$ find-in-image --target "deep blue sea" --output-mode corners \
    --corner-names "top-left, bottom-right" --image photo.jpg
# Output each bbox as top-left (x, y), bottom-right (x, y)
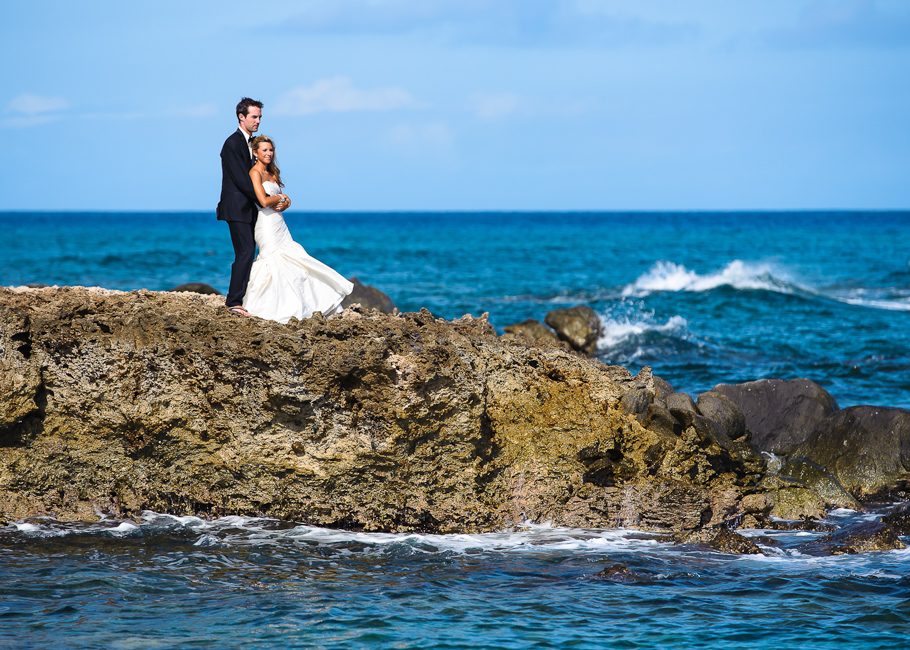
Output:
top-left (1, 210), bottom-right (909, 648)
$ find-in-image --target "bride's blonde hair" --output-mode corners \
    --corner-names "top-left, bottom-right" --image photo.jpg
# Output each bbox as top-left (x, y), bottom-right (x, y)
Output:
top-left (250, 135), bottom-right (284, 187)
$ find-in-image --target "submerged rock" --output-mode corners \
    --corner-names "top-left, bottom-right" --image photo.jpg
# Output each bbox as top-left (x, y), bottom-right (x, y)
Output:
top-left (674, 527), bottom-right (762, 555)
top-left (792, 406), bottom-right (910, 500)
top-left (710, 378), bottom-right (838, 455)
top-left (593, 563), bottom-right (650, 582)
top-left (0, 287), bottom-right (773, 533)
top-left (544, 305), bottom-right (602, 355)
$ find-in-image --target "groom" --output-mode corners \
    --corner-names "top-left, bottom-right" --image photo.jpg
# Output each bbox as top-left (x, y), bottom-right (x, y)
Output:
top-left (217, 97), bottom-right (289, 316)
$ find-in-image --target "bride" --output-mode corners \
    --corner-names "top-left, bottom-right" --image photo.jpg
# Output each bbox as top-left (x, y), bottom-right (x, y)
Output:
top-left (240, 135), bottom-right (353, 323)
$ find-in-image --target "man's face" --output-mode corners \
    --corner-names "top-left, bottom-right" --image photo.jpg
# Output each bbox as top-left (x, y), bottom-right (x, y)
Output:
top-left (239, 106), bottom-right (261, 134)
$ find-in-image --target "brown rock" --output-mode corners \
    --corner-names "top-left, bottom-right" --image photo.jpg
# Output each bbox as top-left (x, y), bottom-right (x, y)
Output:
top-left (0, 286), bottom-right (774, 533)
top-left (543, 305), bottom-right (602, 354)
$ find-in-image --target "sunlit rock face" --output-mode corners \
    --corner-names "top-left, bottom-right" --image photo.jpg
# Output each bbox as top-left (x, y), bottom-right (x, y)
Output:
top-left (2, 286), bottom-right (791, 532)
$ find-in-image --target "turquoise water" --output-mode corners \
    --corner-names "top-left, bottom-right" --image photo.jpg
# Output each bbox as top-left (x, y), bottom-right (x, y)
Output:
top-left (1, 211), bottom-right (909, 648)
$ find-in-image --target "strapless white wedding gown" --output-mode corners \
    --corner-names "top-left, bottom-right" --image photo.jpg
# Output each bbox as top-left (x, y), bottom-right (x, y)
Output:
top-left (243, 181), bottom-right (353, 324)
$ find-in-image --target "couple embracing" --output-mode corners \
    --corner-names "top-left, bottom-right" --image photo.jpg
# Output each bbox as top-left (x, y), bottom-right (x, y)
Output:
top-left (217, 97), bottom-right (352, 323)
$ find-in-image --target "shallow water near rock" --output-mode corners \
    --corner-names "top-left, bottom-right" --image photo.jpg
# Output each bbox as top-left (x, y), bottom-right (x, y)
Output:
top-left (1, 508), bottom-right (908, 649)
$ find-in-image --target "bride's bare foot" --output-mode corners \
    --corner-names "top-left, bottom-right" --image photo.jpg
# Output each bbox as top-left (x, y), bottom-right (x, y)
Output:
top-left (228, 305), bottom-right (252, 317)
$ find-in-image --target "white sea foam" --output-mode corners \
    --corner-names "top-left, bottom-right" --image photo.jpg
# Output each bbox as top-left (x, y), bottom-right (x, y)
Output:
top-left (596, 313), bottom-right (688, 349)
top-left (622, 260), bottom-right (807, 298)
top-left (3, 512), bottom-right (661, 554)
top-left (836, 295), bottom-right (910, 312)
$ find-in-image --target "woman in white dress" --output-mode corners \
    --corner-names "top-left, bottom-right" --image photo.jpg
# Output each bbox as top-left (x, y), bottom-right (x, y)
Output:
top-left (241, 136), bottom-right (353, 323)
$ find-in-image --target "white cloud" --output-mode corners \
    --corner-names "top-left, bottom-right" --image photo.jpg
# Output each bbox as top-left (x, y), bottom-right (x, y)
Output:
top-left (385, 122), bottom-right (455, 154)
top-left (472, 92), bottom-right (521, 120)
top-left (274, 78), bottom-right (419, 116)
top-left (3, 93), bottom-right (68, 128)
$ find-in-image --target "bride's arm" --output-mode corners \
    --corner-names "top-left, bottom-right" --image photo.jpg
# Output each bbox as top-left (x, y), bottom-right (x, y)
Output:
top-left (249, 169), bottom-right (287, 209)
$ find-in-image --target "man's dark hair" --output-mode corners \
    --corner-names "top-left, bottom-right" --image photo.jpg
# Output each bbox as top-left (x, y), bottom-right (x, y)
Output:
top-left (236, 97), bottom-right (263, 120)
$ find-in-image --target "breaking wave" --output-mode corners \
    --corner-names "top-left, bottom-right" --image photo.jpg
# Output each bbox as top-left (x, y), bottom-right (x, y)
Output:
top-left (622, 260), bottom-right (809, 298)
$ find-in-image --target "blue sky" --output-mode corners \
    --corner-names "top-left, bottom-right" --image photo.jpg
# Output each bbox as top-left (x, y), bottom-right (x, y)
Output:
top-left (2, 0), bottom-right (909, 211)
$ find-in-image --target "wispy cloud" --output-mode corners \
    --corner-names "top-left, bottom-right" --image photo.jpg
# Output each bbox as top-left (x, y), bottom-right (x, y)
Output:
top-left (274, 78), bottom-right (420, 116)
top-left (278, 0), bottom-right (697, 49)
top-left (3, 93), bottom-right (69, 128)
top-left (472, 92), bottom-right (521, 120)
top-left (763, 0), bottom-right (910, 49)
top-left (384, 122), bottom-right (455, 155)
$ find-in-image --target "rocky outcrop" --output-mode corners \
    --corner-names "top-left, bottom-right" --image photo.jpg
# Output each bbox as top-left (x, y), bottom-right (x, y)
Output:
top-left (544, 305), bottom-right (603, 355)
top-left (710, 378), bottom-right (839, 454)
top-left (341, 277), bottom-right (396, 314)
top-left (0, 286), bottom-right (784, 532)
top-left (790, 406), bottom-right (910, 500)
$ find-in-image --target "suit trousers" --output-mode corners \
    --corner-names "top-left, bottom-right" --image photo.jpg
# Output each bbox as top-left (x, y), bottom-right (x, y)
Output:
top-left (226, 219), bottom-right (257, 307)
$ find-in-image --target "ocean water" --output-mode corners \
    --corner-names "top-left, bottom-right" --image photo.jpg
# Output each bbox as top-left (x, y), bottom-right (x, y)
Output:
top-left (1, 210), bottom-right (909, 648)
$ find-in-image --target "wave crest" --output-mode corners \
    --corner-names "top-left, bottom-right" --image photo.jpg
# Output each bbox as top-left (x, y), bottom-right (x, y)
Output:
top-left (622, 260), bottom-right (803, 298)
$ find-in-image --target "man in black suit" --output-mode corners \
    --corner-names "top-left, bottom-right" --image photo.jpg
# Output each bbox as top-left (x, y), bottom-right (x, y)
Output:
top-left (217, 97), bottom-right (289, 315)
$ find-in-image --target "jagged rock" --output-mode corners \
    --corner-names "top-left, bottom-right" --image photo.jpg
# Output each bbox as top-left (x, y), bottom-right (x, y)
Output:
top-left (731, 441), bottom-right (766, 474)
top-left (696, 391), bottom-right (747, 442)
top-left (642, 404), bottom-right (680, 438)
top-left (543, 305), bottom-right (602, 354)
top-left (792, 406), bottom-right (910, 501)
top-left (341, 277), bottom-right (396, 314)
top-left (0, 287), bottom-right (771, 533)
top-left (619, 388), bottom-right (652, 419)
top-left (711, 378), bottom-right (839, 454)
top-left (779, 458), bottom-right (862, 511)
top-left (169, 283), bottom-right (222, 296)
top-left (671, 409), bottom-right (734, 453)
top-left (501, 320), bottom-right (571, 352)
top-left (881, 503), bottom-right (910, 536)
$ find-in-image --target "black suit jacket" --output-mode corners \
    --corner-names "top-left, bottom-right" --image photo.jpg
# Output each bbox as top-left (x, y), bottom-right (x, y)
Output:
top-left (216, 129), bottom-right (259, 223)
